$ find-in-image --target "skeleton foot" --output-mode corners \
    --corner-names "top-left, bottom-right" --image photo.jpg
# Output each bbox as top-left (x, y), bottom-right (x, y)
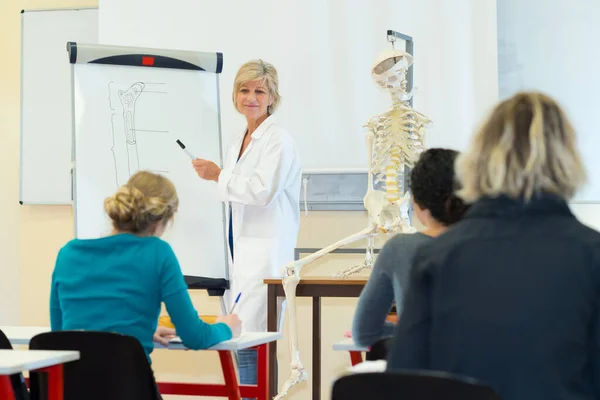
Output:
top-left (274, 362), bottom-right (308, 400)
top-left (333, 261), bottom-right (374, 279)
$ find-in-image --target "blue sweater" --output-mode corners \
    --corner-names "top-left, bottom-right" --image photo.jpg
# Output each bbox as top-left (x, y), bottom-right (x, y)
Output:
top-left (50, 233), bottom-right (232, 361)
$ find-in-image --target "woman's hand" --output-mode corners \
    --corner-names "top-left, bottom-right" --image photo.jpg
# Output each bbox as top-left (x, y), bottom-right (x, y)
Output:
top-left (216, 314), bottom-right (242, 338)
top-left (153, 326), bottom-right (176, 346)
top-left (192, 158), bottom-right (221, 182)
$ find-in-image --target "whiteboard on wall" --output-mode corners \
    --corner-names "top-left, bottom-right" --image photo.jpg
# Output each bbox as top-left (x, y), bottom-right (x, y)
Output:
top-left (20, 8), bottom-right (98, 204)
top-left (70, 42), bottom-right (228, 280)
top-left (497, 0), bottom-right (600, 202)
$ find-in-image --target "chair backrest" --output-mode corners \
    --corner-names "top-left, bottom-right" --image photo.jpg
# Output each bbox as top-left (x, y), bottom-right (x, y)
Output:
top-left (365, 336), bottom-right (393, 361)
top-left (0, 329), bottom-right (29, 400)
top-left (29, 331), bottom-right (158, 400)
top-left (332, 370), bottom-right (502, 400)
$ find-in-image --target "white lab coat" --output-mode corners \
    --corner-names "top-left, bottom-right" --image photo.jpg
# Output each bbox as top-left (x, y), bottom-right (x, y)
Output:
top-left (218, 115), bottom-right (302, 333)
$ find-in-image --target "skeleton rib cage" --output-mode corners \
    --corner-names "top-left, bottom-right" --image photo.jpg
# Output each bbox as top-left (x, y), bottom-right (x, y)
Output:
top-left (369, 104), bottom-right (429, 198)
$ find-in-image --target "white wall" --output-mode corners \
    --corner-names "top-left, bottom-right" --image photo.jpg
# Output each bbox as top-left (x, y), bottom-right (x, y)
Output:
top-left (497, 0), bottom-right (600, 202)
top-left (99, 0), bottom-right (498, 170)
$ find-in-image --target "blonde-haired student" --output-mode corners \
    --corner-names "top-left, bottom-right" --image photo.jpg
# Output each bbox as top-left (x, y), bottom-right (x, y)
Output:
top-left (387, 92), bottom-right (598, 400)
top-left (50, 171), bottom-right (240, 384)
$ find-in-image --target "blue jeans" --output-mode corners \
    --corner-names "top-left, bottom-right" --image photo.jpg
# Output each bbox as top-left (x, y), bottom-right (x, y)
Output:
top-left (237, 348), bottom-right (257, 400)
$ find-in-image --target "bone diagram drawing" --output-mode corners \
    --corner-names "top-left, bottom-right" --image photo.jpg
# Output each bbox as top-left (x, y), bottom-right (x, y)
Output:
top-left (108, 81), bottom-right (169, 187)
top-left (118, 82), bottom-right (145, 178)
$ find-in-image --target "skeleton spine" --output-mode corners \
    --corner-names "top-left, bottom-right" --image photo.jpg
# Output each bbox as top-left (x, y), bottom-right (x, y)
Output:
top-left (385, 146), bottom-right (402, 202)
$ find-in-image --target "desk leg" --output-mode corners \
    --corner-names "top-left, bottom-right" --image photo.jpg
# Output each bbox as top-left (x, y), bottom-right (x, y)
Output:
top-left (349, 351), bottom-right (363, 366)
top-left (257, 344), bottom-right (268, 400)
top-left (267, 284), bottom-right (277, 398)
top-left (36, 365), bottom-right (64, 400)
top-left (0, 376), bottom-right (16, 400)
top-left (219, 351), bottom-right (242, 400)
top-left (312, 296), bottom-right (321, 400)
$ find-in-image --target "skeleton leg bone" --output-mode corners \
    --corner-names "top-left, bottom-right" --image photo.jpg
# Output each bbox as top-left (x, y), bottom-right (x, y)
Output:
top-left (274, 273), bottom-right (306, 400)
top-left (275, 226), bottom-right (379, 399)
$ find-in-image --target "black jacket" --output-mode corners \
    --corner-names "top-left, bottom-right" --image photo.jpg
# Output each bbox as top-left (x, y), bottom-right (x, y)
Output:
top-left (387, 194), bottom-right (600, 400)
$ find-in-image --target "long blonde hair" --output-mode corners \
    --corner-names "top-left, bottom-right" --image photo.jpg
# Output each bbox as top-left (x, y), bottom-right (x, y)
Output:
top-left (104, 171), bottom-right (179, 234)
top-left (456, 91), bottom-right (585, 203)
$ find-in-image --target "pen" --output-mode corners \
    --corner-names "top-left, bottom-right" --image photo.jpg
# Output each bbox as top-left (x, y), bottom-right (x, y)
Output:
top-left (229, 292), bottom-right (242, 314)
top-left (176, 139), bottom-right (196, 160)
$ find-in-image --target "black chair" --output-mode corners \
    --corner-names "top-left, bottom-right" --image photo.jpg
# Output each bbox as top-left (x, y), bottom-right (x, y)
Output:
top-left (365, 336), bottom-right (393, 362)
top-left (332, 370), bottom-right (502, 400)
top-left (29, 331), bottom-right (160, 400)
top-left (0, 329), bottom-right (29, 400)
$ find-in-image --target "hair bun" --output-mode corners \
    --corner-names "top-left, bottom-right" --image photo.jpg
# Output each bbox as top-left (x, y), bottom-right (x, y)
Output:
top-left (104, 186), bottom-right (148, 230)
top-left (104, 171), bottom-right (179, 234)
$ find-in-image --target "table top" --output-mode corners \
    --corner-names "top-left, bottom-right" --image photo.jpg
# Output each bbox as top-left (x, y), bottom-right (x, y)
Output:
top-left (0, 349), bottom-right (80, 375)
top-left (1, 326), bottom-right (281, 351)
top-left (332, 338), bottom-right (369, 352)
top-left (264, 276), bottom-right (368, 285)
top-left (157, 331), bottom-right (282, 350)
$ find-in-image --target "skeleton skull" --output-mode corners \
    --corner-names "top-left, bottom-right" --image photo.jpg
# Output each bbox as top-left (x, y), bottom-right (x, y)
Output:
top-left (372, 50), bottom-right (413, 102)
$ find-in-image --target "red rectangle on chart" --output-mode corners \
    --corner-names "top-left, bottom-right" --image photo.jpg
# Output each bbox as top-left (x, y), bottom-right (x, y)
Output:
top-left (142, 56), bottom-right (155, 66)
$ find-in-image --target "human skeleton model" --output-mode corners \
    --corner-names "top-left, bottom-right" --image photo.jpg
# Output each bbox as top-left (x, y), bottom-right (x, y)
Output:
top-left (275, 50), bottom-right (432, 399)
top-left (118, 82), bottom-right (145, 178)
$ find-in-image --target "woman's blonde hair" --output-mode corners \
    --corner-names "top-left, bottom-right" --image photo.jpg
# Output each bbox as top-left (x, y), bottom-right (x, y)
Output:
top-left (232, 59), bottom-right (281, 115)
top-left (456, 91), bottom-right (586, 203)
top-left (104, 171), bottom-right (179, 234)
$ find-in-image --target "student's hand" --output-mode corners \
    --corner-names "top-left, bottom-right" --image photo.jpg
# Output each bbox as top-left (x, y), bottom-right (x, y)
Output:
top-left (153, 326), bottom-right (176, 346)
top-left (217, 314), bottom-right (242, 338)
top-left (192, 158), bottom-right (221, 182)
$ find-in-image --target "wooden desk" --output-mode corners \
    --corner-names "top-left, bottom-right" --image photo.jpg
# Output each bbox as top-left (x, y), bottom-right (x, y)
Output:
top-left (1, 326), bottom-right (280, 400)
top-left (0, 349), bottom-right (79, 400)
top-left (265, 276), bottom-right (367, 400)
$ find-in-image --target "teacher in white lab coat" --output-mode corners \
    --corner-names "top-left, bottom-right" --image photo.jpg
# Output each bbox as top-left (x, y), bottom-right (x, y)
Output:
top-left (192, 59), bottom-right (302, 392)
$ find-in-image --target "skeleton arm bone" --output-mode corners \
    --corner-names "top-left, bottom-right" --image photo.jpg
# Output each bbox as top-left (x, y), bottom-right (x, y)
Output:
top-left (365, 130), bottom-right (375, 193)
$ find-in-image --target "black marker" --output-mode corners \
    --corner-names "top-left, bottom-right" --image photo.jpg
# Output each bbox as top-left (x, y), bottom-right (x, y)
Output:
top-left (176, 139), bottom-right (196, 160)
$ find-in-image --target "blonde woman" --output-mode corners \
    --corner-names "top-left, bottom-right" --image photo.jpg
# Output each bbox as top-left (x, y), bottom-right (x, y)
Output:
top-left (192, 60), bottom-right (302, 391)
top-left (386, 92), bottom-right (598, 400)
top-left (50, 171), bottom-right (241, 398)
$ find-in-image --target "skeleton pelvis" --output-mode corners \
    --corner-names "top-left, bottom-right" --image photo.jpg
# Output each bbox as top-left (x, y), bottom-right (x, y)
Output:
top-left (364, 191), bottom-right (401, 229)
top-left (364, 190), bottom-right (386, 222)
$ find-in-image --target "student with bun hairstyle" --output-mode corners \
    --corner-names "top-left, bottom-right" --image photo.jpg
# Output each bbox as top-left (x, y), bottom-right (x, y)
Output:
top-left (50, 171), bottom-right (241, 364)
top-left (352, 148), bottom-right (469, 347)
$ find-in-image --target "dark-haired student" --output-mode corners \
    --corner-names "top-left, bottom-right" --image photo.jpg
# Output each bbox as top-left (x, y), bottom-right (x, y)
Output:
top-left (351, 148), bottom-right (469, 347)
